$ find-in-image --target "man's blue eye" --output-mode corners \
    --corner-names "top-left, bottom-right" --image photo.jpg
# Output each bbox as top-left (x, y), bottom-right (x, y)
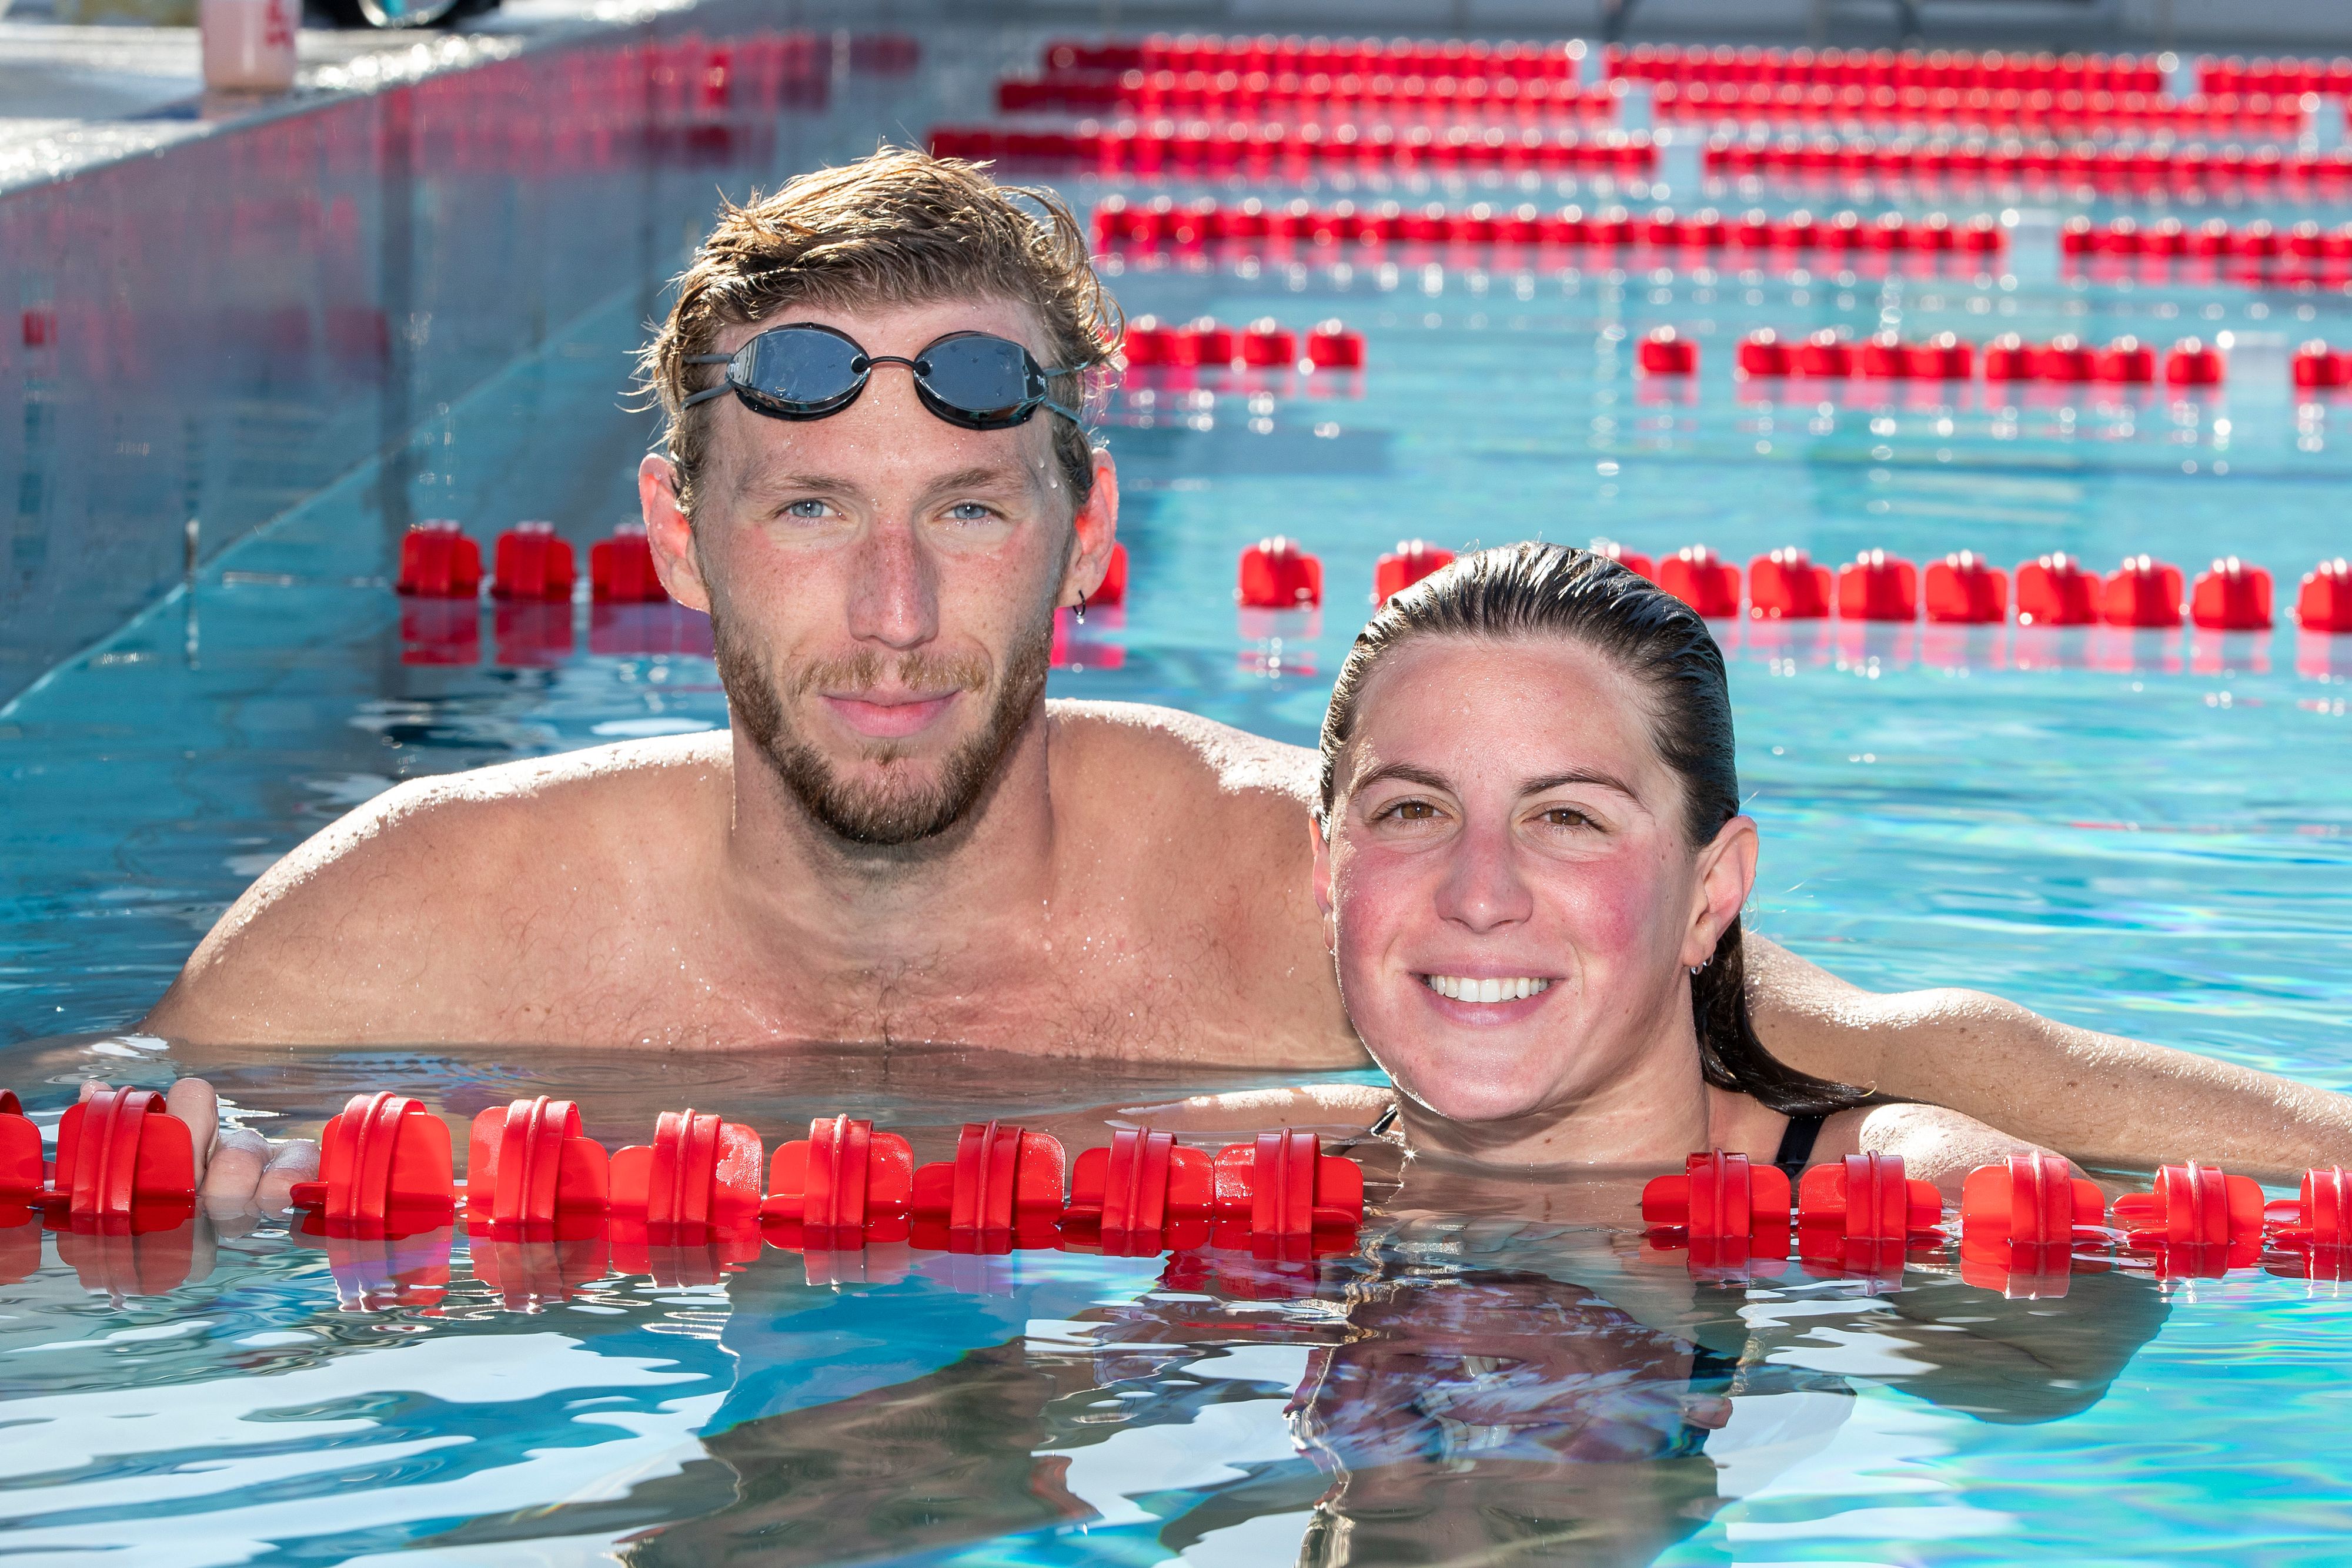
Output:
top-left (784, 499), bottom-right (828, 519)
top-left (948, 503), bottom-right (994, 521)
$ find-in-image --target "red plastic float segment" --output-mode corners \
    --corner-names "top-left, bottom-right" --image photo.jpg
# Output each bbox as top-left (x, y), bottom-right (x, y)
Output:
top-left (1305, 320), bottom-right (1365, 369)
top-left (1595, 541), bottom-right (1657, 581)
top-left (1736, 328), bottom-right (1792, 377)
top-left (1067, 1128), bottom-right (1215, 1233)
top-left (465, 1096), bottom-right (608, 1228)
top-left (1639, 1150), bottom-right (1792, 1236)
top-left (490, 522), bottom-right (576, 603)
top-left (1982, 333), bottom-right (2036, 382)
top-left (1959, 1154), bottom-right (2104, 1243)
top-left (2095, 336), bottom-right (2156, 384)
top-left (1859, 332), bottom-right (1912, 379)
top-left (2300, 558), bottom-right (2352, 633)
top-left (1798, 1153), bottom-right (1943, 1240)
top-left (2036, 336), bottom-right (2095, 382)
top-left (2190, 557), bottom-right (2273, 631)
top-left (1796, 329), bottom-right (1855, 378)
top-left (910, 1120), bottom-right (1068, 1233)
top-left (0, 1091), bottom-right (39, 1198)
top-left (1237, 536), bottom-right (1323, 607)
top-left (1089, 540), bottom-right (1128, 609)
top-left (2015, 553), bottom-right (2101, 626)
top-left (1240, 317), bottom-right (1297, 367)
top-left (2268, 1166), bottom-right (2352, 1246)
top-left (289, 1092), bottom-right (455, 1224)
top-left (1374, 540), bottom-right (1455, 605)
top-left (765, 1115), bottom-right (916, 1232)
top-left (590, 525), bottom-right (667, 604)
top-left (1925, 552), bottom-right (2009, 624)
top-left (1636, 326), bottom-right (1696, 375)
top-left (1122, 314), bottom-right (1175, 366)
top-left (609, 1109), bottom-right (764, 1231)
top-left (2112, 1162), bottom-right (2264, 1246)
top-left (1747, 548), bottom-right (1831, 620)
top-left (1658, 546), bottom-right (1742, 617)
top-left (396, 520), bottom-right (483, 599)
top-left (1837, 550), bottom-right (1919, 621)
top-left (47, 1088), bottom-right (197, 1220)
top-left (2164, 337), bottom-right (2224, 386)
top-left (2293, 341), bottom-right (2351, 389)
top-left (1212, 1131), bottom-right (1364, 1236)
top-left (2100, 554), bottom-right (2185, 628)
top-left (1909, 333), bottom-right (1973, 380)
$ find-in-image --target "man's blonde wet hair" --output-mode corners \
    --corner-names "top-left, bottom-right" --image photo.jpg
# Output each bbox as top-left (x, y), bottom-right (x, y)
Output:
top-left (640, 147), bottom-right (1121, 517)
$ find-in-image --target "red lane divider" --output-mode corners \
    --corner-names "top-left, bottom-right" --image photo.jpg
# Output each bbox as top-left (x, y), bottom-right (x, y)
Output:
top-left (590, 524), bottom-right (667, 604)
top-left (467, 1096), bottom-right (610, 1230)
top-left (766, 1115), bottom-right (916, 1248)
top-left (1749, 547), bottom-right (1832, 620)
top-left (2200, 55), bottom-right (2352, 98)
top-left (609, 1109), bottom-right (764, 1232)
top-left (1737, 330), bottom-right (2218, 386)
top-left (1659, 546), bottom-right (1743, 618)
top-left (2113, 1162), bottom-right (2266, 1275)
top-left (931, 122), bottom-right (1656, 176)
top-left (1653, 82), bottom-right (2305, 139)
top-left (1041, 35), bottom-right (1583, 79)
top-left (2295, 342), bottom-right (2352, 387)
top-left (2103, 554), bottom-right (2186, 628)
top-left (2193, 558), bottom-right (2273, 631)
top-left (2303, 559), bottom-right (2352, 632)
top-left (2017, 554), bottom-right (2103, 627)
top-left (1960, 1154), bottom-right (2106, 1245)
top-left (2267, 1166), bottom-right (2352, 1248)
top-left (1091, 540), bottom-right (1129, 609)
top-left (38, 1088), bottom-right (196, 1223)
top-left (1612, 41), bottom-right (2164, 95)
top-left (396, 519), bottom-right (484, 599)
top-left (0, 1091), bottom-right (39, 1199)
top-left (1799, 1152), bottom-right (1945, 1242)
top-left (1214, 1129), bottom-right (1365, 1238)
top-left (492, 522), bottom-right (576, 603)
top-left (1120, 313), bottom-right (1359, 372)
top-left (1637, 325), bottom-right (1696, 375)
top-left (1093, 195), bottom-right (2000, 256)
top-left (2067, 215), bottom-right (2352, 263)
top-left (1238, 536), bottom-right (1324, 608)
top-left (1374, 540), bottom-right (1454, 604)
top-left (1641, 1149), bottom-right (1793, 1237)
top-left (1002, 69), bottom-right (1620, 119)
top-left (1927, 552), bottom-right (2009, 623)
top-left (288, 1092), bottom-right (456, 1230)
top-left (1709, 136), bottom-right (2352, 190)
top-left (1838, 549), bottom-right (1919, 621)
top-left (911, 1120), bottom-right (1067, 1246)
top-left (1065, 1127), bottom-right (1214, 1245)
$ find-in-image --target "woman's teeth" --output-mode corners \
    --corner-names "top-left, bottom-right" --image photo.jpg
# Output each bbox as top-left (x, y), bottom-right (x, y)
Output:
top-left (1424, 975), bottom-right (1551, 1004)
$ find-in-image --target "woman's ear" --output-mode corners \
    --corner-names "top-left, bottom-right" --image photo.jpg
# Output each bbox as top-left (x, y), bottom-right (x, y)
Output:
top-left (1310, 811), bottom-right (1337, 951)
top-left (1683, 815), bottom-right (1759, 970)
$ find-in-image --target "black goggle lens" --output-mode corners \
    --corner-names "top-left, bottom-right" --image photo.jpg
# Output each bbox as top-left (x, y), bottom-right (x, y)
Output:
top-left (732, 327), bottom-right (867, 416)
top-left (913, 334), bottom-right (1039, 429)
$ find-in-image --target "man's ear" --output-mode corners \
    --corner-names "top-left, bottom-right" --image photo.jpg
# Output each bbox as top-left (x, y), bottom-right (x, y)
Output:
top-left (1060, 448), bottom-right (1120, 609)
top-left (639, 452), bottom-right (713, 613)
top-left (1684, 815), bottom-right (1759, 971)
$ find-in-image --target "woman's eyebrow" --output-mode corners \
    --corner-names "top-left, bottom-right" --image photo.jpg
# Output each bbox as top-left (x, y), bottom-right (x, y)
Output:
top-left (1351, 760), bottom-right (1454, 794)
top-left (1521, 768), bottom-right (1641, 801)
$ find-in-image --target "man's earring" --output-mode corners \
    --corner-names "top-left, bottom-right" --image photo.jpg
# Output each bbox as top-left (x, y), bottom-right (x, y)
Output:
top-left (1073, 589), bottom-right (1087, 626)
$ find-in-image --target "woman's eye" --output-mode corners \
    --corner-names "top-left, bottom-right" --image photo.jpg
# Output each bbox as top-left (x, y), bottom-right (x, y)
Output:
top-left (1539, 807), bottom-right (1595, 830)
top-left (1377, 799), bottom-right (1444, 823)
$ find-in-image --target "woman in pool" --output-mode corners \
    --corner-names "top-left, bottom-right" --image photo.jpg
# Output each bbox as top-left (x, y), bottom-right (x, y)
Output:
top-left (1240, 539), bottom-right (2053, 1185)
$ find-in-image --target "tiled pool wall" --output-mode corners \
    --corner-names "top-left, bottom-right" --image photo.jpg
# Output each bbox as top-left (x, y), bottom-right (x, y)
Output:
top-left (0, 0), bottom-right (1018, 704)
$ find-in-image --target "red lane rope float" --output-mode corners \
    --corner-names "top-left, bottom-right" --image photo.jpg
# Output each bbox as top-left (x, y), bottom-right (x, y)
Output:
top-left (2191, 557), bottom-right (2274, 632)
top-left (2302, 559), bottom-right (2352, 633)
top-left (490, 523), bottom-right (576, 603)
top-left (2016, 554), bottom-right (2103, 626)
top-left (1653, 82), bottom-right (2306, 140)
top-left (1238, 536), bottom-right (1324, 608)
top-left (1637, 326), bottom-right (1696, 375)
top-left (1748, 547), bottom-right (1832, 620)
top-left (1707, 136), bottom-right (2352, 192)
top-left (1041, 36), bottom-right (1586, 80)
top-left (288, 1092), bottom-right (456, 1232)
top-left (1593, 540), bottom-right (1658, 581)
top-left (1093, 196), bottom-right (1999, 258)
top-left (1212, 1130), bottom-right (1365, 1254)
top-left (1658, 546), bottom-right (1743, 618)
top-left (1064, 1127), bottom-right (1215, 1254)
top-left (2267, 1166), bottom-right (2352, 1249)
top-left (1798, 1152), bottom-right (1944, 1242)
top-left (2102, 554), bottom-right (2186, 629)
top-left (465, 1096), bottom-right (609, 1232)
top-left (1838, 550), bottom-right (1920, 621)
top-left (609, 1108), bottom-right (764, 1234)
top-left (2201, 56), bottom-right (2352, 98)
top-left (1119, 313), bottom-right (1355, 373)
top-left (1926, 552), bottom-right (2009, 624)
top-left (0, 1091), bottom-right (39, 1199)
top-left (396, 520), bottom-right (483, 600)
top-left (1956, 1154), bottom-right (2106, 1297)
top-left (1611, 42), bottom-right (2164, 95)
top-left (590, 524), bottom-right (667, 604)
top-left (2113, 1162), bottom-right (2266, 1275)
top-left (40, 1087), bottom-right (196, 1225)
top-left (931, 121), bottom-right (1656, 176)
top-left (1374, 540), bottom-right (1455, 605)
top-left (1641, 1149), bottom-right (1793, 1239)
top-left (911, 1119), bottom-right (1068, 1252)
top-left (764, 1115), bottom-right (916, 1249)
top-left (1001, 69), bottom-right (1622, 119)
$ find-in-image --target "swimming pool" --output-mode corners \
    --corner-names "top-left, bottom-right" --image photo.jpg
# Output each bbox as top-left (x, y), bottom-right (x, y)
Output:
top-left (5, 15), bottom-right (2352, 1564)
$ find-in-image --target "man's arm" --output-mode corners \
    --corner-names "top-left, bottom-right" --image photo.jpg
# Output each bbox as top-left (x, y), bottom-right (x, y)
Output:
top-left (1745, 935), bottom-right (2352, 1179)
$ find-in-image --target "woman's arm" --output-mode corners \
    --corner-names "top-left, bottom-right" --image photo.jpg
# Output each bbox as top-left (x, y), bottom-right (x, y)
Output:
top-left (1745, 935), bottom-right (2352, 1181)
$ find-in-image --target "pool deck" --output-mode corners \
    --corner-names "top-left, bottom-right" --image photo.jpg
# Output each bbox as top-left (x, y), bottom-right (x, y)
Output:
top-left (0, 0), bottom-right (685, 195)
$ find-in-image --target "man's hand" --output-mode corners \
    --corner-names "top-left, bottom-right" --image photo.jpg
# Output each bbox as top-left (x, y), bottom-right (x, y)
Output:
top-left (79, 1078), bottom-right (319, 1218)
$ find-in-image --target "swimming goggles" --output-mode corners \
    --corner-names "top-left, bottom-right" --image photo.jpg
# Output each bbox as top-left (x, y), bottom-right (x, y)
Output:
top-left (681, 323), bottom-right (1081, 431)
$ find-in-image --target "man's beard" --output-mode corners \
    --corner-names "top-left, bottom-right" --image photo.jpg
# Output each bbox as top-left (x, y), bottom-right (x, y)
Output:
top-left (714, 607), bottom-right (1054, 848)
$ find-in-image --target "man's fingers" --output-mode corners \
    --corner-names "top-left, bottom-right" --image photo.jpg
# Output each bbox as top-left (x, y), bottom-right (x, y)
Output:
top-left (254, 1140), bottom-right (320, 1214)
top-left (165, 1078), bottom-right (222, 1180)
top-left (200, 1127), bottom-right (269, 1216)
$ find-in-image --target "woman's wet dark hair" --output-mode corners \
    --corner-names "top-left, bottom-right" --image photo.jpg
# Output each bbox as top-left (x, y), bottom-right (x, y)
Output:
top-left (1318, 541), bottom-right (1869, 1117)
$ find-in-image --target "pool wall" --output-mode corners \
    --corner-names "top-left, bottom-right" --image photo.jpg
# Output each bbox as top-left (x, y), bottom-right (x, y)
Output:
top-left (0, 0), bottom-right (983, 705)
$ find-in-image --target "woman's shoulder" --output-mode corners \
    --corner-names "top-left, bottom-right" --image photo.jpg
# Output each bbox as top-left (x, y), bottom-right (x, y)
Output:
top-left (1107, 1082), bottom-right (1395, 1137)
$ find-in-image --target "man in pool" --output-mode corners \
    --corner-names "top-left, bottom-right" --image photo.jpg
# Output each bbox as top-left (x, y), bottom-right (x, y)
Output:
top-left (141, 149), bottom-right (2352, 1202)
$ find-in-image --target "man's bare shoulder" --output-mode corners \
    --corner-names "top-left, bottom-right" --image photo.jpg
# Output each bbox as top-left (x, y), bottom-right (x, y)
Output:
top-left (145, 734), bottom-right (730, 1042)
top-left (1046, 698), bottom-right (1318, 809)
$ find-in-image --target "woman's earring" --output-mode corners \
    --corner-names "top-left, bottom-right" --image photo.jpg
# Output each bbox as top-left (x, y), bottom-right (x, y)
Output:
top-left (1073, 589), bottom-right (1087, 626)
top-left (1689, 964), bottom-right (1704, 976)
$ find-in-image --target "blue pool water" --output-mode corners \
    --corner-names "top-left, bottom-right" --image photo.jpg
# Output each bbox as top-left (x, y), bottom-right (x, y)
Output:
top-left (5, 14), bottom-right (2352, 1564)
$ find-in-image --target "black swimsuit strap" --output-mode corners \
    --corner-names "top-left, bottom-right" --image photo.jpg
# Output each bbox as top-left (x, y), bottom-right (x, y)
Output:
top-left (1368, 1102), bottom-right (1399, 1136)
top-left (1775, 1111), bottom-right (1826, 1180)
